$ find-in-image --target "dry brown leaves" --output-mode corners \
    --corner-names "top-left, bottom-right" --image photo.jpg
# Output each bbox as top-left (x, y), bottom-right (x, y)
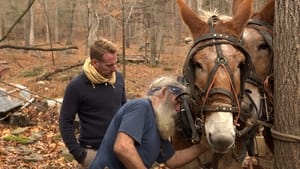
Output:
top-left (0, 101), bottom-right (78, 169)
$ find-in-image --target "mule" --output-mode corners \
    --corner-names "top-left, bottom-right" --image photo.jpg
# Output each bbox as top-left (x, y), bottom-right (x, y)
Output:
top-left (172, 0), bottom-right (253, 168)
top-left (172, 1), bottom-right (275, 169)
top-left (239, 0), bottom-right (275, 157)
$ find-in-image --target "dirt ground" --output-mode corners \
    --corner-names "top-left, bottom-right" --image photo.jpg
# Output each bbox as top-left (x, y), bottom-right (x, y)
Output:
top-left (0, 42), bottom-right (274, 169)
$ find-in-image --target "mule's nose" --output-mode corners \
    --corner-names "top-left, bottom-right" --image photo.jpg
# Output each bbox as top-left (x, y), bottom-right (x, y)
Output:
top-left (208, 132), bottom-right (235, 153)
top-left (240, 99), bottom-right (257, 126)
top-left (241, 100), bottom-right (253, 114)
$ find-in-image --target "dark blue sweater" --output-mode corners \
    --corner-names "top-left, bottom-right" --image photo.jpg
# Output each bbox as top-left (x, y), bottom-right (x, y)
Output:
top-left (59, 72), bottom-right (126, 163)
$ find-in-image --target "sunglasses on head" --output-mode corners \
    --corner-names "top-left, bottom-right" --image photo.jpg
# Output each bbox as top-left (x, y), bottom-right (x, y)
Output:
top-left (147, 85), bottom-right (184, 96)
top-left (167, 85), bottom-right (184, 96)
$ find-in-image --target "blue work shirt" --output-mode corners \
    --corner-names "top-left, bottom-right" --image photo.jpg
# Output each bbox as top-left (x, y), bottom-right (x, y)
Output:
top-left (89, 98), bottom-right (175, 169)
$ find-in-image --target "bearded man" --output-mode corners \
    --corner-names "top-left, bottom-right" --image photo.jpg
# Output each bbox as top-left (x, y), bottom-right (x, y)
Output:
top-left (89, 76), bottom-right (208, 169)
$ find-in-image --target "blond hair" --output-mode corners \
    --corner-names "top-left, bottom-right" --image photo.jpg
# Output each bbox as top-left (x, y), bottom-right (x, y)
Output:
top-left (90, 38), bottom-right (117, 61)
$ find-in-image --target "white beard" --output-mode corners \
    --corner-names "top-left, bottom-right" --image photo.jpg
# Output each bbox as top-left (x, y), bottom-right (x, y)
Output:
top-left (154, 96), bottom-right (177, 140)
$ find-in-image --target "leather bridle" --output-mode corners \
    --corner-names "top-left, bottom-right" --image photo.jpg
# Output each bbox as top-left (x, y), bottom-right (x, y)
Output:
top-left (182, 16), bottom-right (253, 136)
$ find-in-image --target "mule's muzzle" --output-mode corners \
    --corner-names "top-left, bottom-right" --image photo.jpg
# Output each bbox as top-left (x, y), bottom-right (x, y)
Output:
top-left (208, 132), bottom-right (235, 153)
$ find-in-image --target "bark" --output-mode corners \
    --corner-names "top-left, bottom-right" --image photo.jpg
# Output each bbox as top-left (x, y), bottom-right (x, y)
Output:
top-left (24, 2), bottom-right (31, 47)
top-left (29, 7), bottom-right (35, 45)
top-left (54, 0), bottom-right (59, 43)
top-left (40, 0), bottom-right (50, 43)
top-left (86, 0), bottom-right (99, 54)
top-left (0, 1), bottom-right (4, 39)
top-left (150, 13), bottom-right (157, 67)
top-left (66, 0), bottom-right (76, 45)
top-left (41, 0), bottom-right (55, 65)
top-left (273, 0), bottom-right (300, 168)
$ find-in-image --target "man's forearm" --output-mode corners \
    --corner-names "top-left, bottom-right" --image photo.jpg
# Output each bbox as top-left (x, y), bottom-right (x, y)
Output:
top-left (166, 143), bottom-right (208, 168)
top-left (114, 132), bottom-right (147, 169)
top-left (116, 148), bottom-right (147, 169)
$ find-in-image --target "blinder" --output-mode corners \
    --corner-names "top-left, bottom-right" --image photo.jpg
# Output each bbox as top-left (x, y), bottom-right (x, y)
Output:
top-left (247, 19), bottom-right (274, 77)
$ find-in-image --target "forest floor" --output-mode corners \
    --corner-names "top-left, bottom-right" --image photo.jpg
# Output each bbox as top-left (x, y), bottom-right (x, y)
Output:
top-left (0, 41), bottom-right (273, 169)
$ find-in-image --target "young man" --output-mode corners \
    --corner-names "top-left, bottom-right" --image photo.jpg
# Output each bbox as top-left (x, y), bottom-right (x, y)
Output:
top-left (59, 38), bottom-right (127, 168)
top-left (89, 76), bottom-right (208, 169)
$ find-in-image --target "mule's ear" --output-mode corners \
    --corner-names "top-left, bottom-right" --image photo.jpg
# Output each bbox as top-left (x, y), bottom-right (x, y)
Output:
top-left (232, 0), bottom-right (244, 16)
top-left (176, 0), bottom-right (208, 38)
top-left (227, 0), bottom-right (253, 37)
top-left (252, 0), bottom-right (274, 25)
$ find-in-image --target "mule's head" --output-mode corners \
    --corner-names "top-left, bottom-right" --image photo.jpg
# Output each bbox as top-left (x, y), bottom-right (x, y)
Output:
top-left (177, 0), bottom-right (253, 153)
top-left (238, 0), bottom-right (274, 124)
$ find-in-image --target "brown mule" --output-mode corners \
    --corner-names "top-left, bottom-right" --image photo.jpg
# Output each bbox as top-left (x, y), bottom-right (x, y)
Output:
top-left (173, 0), bottom-right (253, 168)
top-left (240, 0), bottom-right (275, 155)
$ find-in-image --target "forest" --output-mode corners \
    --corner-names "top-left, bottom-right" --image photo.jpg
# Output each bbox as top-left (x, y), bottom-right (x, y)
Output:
top-left (0, 0), bottom-right (269, 65)
top-left (0, 0), bottom-right (299, 169)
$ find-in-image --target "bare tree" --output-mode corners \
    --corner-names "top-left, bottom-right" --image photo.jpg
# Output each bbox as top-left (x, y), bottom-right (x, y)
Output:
top-left (24, 0), bottom-right (35, 47)
top-left (273, 0), bottom-right (300, 168)
top-left (54, 0), bottom-right (59, 43)
top-left (66, 0), bottom-right (76, 45)
top-left (86, 0), bottom-right (99, 55)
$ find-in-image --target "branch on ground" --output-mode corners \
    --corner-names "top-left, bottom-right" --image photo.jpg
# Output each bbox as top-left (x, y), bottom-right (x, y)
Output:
top-left (0, 45), bottom-right (78, 51)
top-left (37, 62), bottom-right (83, 81)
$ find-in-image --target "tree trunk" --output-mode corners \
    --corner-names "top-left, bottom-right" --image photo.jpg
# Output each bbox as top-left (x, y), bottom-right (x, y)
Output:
top-left (41, 0), bottom-right (50, 43)
top-left (86, 3), bottom-right (99, 54)
top-left (54, 0), bottom-right (59, 43)
top-left (24, 1), bottom-right (34, 47)
top-left (29, 7), bottom-right (34, 45)
top-left (66, 0), bottom-right (76, 45)
top-left (273, 0), bottom-right (300, 168)
top-left (41, 0), bottom-right (55, 65)
top-left (149, 12), bottom-right (157, 67)
top-left (0, 18), bottom-right (4, 39)
top-left (0, 1), bottom-right (3, 39)
top-left (24, 3), bottom-right (31, 47)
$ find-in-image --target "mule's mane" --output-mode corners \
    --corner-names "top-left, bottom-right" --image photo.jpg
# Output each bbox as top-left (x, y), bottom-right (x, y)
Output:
top-left (198, 8), bottom-right (232, 22)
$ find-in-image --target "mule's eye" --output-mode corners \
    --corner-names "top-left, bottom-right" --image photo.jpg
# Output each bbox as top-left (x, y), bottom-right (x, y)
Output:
top-left (258, 43), bottom-right (269, 50)
top-left (245, 89), bottom-right (252, 94)
top-left (193, 62), bottom-right (203, 70)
